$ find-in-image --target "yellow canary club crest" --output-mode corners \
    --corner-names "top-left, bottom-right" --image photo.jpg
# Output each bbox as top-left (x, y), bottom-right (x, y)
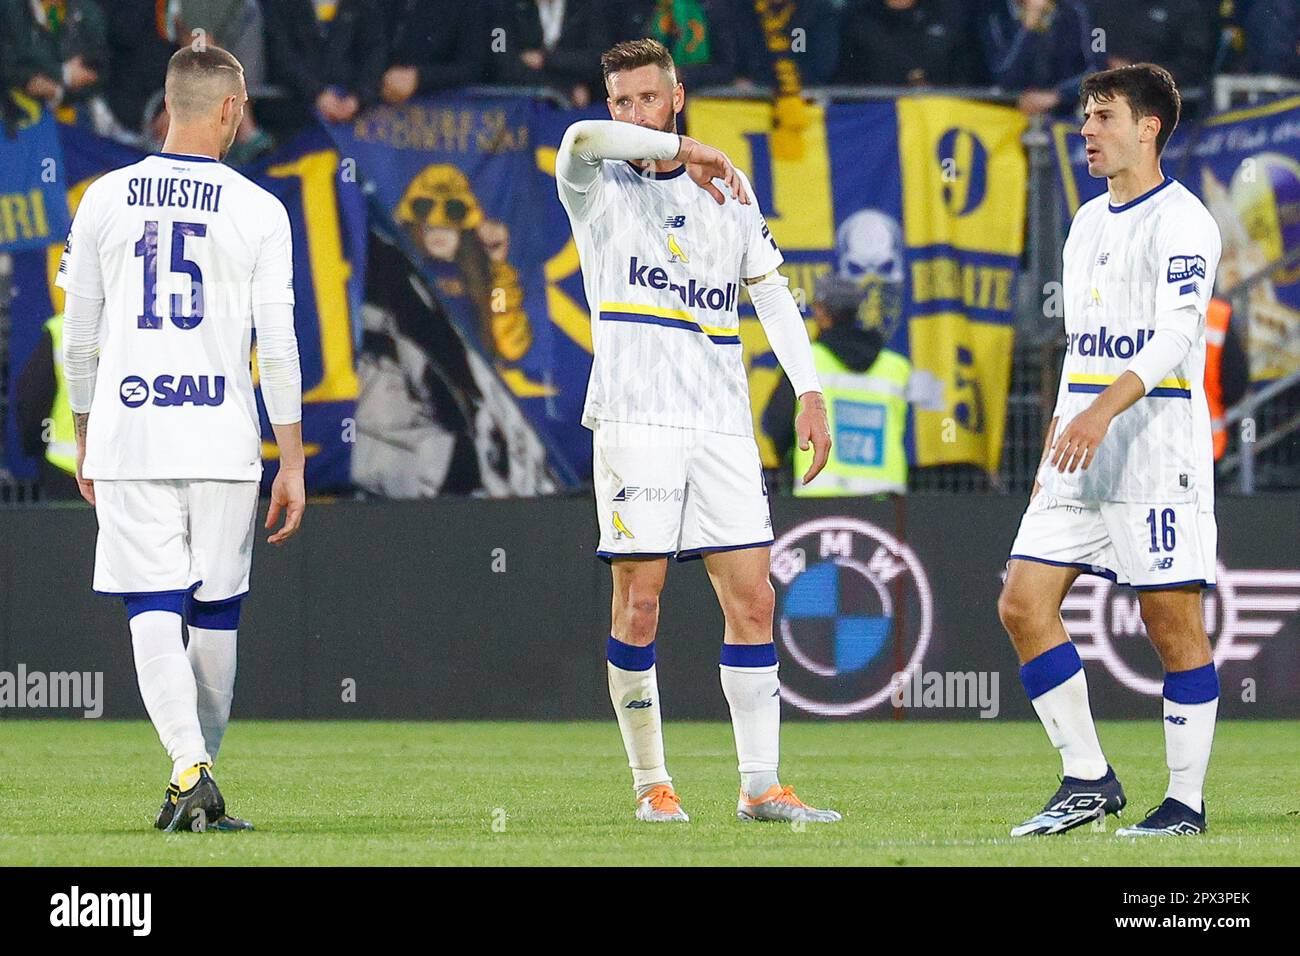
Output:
top-left (612, 511), bottom-right (635, 540)
top-left (667, 233), bottom-right (688, 263)
top-left (1091, 287), bottom-right (1101, 304)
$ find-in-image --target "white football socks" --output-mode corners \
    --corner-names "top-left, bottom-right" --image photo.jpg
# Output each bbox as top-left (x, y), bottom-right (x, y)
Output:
top-left (130, 610), bottom-right (209, 783)
top-left (607, 640), bottom-right (670, 795)
top-left (720, 659), bottom-right (781, 798)
top-left (186, 627), bottom-right (237, 764)
top-left (1028, 669), bottom-right (1109, 781)
top-left (1163, 664), bottom-right (1219, 814)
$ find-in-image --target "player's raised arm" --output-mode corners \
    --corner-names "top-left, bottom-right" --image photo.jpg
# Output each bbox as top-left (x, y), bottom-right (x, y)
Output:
top-left (251, 203), bottom-right (305, 544)
top-left (556, 120), bottom-right (748, 213)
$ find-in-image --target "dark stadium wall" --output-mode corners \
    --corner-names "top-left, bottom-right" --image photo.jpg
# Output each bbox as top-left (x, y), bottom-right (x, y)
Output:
top-left (1, 496), bottom-right (1297, 721)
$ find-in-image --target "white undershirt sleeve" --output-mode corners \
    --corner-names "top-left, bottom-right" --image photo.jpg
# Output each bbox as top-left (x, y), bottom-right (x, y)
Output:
top-left (62, 291), bottom-right (104, 415)
top-left (556, 120), bottom-right (681, 219)
top-left (253, 301), bottom-right (302, 424)
top-left (747, 271), bottom-right (821, 398)
top-left (1124, 307), bottom-right (1196, 394)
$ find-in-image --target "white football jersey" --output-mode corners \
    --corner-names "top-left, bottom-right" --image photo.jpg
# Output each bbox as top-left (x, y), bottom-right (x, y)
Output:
top-left (56, 152), bottom-right (295, 480)
top-left (558, 159), bottom-right (783, 436)
top-left (1041, 177), bottom-right (1221, 503)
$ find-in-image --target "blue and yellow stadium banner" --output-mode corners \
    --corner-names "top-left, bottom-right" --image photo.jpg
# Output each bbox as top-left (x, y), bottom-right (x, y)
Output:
top-left (5, 95), bottom-right (1030, 487)
top-left (0, 97), bottom-right (71, 254)
top-left (676, 96), bottom-right (1027, 473)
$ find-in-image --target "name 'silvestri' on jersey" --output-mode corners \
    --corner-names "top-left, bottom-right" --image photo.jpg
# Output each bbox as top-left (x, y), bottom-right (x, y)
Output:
top-left (56, 152), bottom-right (295, 481)
top-left (558, 159), bottom-right (783, 437)
top-left (1042, 177), bottom-right (1222, 504)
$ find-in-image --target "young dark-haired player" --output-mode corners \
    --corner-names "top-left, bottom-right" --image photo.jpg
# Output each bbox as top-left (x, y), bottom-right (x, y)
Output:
top-left (1000, 64), bottom-right (1223, 837)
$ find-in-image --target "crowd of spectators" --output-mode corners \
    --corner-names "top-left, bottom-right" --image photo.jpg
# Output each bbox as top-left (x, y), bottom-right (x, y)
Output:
top-left (2, 0), bottom-right (1296, 160)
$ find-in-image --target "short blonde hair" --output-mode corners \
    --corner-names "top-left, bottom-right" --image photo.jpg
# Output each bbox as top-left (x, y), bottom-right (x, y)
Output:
top-left (165, 46), bottom-right (244, 120)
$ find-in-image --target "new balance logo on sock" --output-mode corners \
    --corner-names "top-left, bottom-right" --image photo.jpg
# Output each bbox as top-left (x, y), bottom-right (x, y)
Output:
top-left (625, 698), bottom-right (653, 709)
top-left (1165, 714), bottom-right (1187, 725)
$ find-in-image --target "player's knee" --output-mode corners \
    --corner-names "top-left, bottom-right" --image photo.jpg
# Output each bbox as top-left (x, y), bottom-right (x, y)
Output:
top-left (997, 586), bottom-right (1042, 637)
top-left (620, 589), bottom-right (661, 637)
top-left (725, 581), bottom-right (775, 631)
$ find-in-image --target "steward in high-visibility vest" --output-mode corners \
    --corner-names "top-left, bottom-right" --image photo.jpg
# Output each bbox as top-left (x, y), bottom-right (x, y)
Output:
top-left (794, 340), bottom-right (910, 496)
top-left (1204, 297), bottom-right (1231, 461)
top-left (761, 274), bottom-right (912, 497)
top-left (42, 313), bottom-right (78, 475)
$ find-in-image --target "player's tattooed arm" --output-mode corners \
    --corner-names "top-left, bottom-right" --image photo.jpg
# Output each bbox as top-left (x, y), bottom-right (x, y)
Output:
top-left (72, 411), bottom-right (94, 506)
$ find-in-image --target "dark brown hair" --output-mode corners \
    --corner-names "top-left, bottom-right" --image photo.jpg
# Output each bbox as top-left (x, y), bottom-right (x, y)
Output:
top-left (601, 38), bottom-right (677, 86)
top-left (1080, 63), bottom-right (1181, 154)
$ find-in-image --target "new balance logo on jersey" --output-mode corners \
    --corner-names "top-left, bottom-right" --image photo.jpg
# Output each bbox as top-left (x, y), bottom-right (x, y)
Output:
top-left (1150, 556), bottom-right (1175, 571)
top-left (1097, 252), bottom-right (1109, 265)
top-left (627, 256), bottom-right (738, 312)
top-left (1165, 715), bottom-right (1187, 725)
top-left (625, 698), bottom-right (653, 709)
top-left (1167, 255), bottom-right (1206, 283)
top-left (1065, 325), bottom-right (1157, 359)
top-left (663, 215), bottom-right (686, 229)
top-left (119, 374), bottom-right (226, 408)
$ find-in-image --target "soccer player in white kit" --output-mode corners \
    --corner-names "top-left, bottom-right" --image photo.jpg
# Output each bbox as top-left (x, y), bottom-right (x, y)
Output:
top-left (557, 39), bottom-right (840, 824)
top-left (57, 46), bottom-right (306, 832)
top-left (999, 64), bottom-right (1223, 837)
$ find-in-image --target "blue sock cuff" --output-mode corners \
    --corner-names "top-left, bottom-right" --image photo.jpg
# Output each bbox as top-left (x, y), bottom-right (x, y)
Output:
top-left (719, 642), bottom-right (778, 667)
top-left (186, 594), bottom-right (243, 630)
top-left (1164, 663), bottom-right (1219, 704)
top-left (1019, 642), bottom-right (1083, 700)
top-left (123, 593), bottom-right (185, 618)
top-left (607, 635), bottom-right (655, 671)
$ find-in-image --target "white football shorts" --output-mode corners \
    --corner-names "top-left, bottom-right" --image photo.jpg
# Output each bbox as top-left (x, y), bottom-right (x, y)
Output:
top-left (1008, 491), bottom-right (1217, 589)
top-left (592, 420), bottom-right (773, 561)
top-left (92, 479), bottom-right (259, 601)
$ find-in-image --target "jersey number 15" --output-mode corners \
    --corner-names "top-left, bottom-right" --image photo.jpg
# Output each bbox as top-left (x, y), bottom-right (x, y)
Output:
top-left (135, 220), bottom-right (206, 330)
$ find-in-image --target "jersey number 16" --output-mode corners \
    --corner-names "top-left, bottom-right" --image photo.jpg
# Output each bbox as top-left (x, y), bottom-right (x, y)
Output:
top-left (1146, 507), bottom-right (1177, 553)
top-left (134, 220), bottom-right (206, 330)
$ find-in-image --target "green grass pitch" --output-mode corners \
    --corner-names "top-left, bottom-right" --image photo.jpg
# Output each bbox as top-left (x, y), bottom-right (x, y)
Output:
top-left (0, 720), bottom-right (1296, 866)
